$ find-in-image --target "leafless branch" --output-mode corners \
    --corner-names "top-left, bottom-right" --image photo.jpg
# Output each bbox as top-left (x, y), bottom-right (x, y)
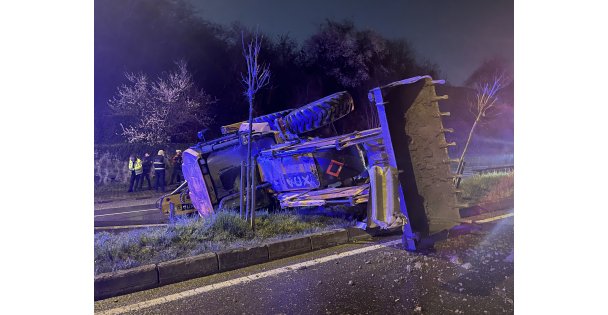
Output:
top-left (241, 32), bottom-right (271, 101)
top-left (108, 60), bottom-right (215, 144)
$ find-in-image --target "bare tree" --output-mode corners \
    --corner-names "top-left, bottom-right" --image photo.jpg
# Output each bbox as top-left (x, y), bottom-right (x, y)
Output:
top-left (240, 32), bottom-right (270, 227)
top-left (455, 74), bottom-right (507, 187)
top-left (109, 60), bottom-right (215, 144)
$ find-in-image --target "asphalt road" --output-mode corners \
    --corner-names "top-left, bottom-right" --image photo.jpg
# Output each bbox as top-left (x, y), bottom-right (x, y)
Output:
top-left (94, 203), bottom-right (167, 228)
top-left (94, 214), bottom-right (514, 314)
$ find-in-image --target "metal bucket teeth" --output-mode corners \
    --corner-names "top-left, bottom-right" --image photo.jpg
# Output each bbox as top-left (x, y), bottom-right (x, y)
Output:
top-left (440, 141), bottom-right (457, 149)
top-left (432, 95), bottom-right (449, 102)
top-left (370, 76), bottom-right (461, 240)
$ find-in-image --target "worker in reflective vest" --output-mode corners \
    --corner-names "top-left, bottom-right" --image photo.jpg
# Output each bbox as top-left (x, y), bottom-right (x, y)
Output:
top-left (127, 154), bottom-right (143, 192)
top-left (153, 150), bottom-right (168, 192)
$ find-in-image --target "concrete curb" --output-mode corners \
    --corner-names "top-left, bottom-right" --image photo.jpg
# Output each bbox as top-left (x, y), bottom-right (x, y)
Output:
top-left (94, 227), bottom-right (392, 301)
top-left (157, 252), bottom-right (218, 286)
top-left (346, 227), bottom-right (374, 241)
top-left (310, 229), bottom-right (349, 250)
top-left (267, 236), bottom-right (312, 260)
top-left (218, 245), bottom-right (269, 272)
top-left (94, 264), bottom-right (158, 301)
top-left (94, 224), bottom-right (169, 234)
top-left (460, 197), bottom-right (514, 218)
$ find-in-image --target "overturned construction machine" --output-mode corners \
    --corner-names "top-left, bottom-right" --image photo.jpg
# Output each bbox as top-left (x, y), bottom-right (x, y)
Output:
top-left (158, 76), bottom-right (461, 250)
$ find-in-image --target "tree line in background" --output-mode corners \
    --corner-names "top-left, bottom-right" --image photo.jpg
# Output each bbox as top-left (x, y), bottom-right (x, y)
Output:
top-left (95, 0), bottom-right (512, 148)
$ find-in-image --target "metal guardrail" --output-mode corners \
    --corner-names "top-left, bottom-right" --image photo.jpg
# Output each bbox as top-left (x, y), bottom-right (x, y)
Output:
top-left (94, 180), bottom-right (185, 203)
top-left (458, 164), bottom-right (514, 177)
top-left (472, 165), bottom-right (514, 175)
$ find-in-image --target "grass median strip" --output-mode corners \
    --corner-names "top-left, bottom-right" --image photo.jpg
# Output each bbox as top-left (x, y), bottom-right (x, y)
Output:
top-left (95, 210), bottom-right (355, 275)
top-left (460, 171), bottom-right (514, 205)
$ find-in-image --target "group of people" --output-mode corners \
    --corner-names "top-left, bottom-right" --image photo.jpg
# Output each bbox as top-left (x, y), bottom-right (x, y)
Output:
top-left (127, 149), bottom-right (184, 193)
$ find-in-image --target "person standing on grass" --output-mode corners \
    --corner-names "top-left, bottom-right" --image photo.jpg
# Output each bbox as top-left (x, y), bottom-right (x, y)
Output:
top-left (169, 149), bottom-right (183, 185)
top-left (153, 150), bottom-right (168, 192)
top-left (127, 154), bottom-right (143, 192)
top-left (139, 152), bottom-right (152, 190)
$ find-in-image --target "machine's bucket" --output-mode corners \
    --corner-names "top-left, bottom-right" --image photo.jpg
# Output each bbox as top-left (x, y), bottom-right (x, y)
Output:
top-left (369, 76), bottom-right (461, 250)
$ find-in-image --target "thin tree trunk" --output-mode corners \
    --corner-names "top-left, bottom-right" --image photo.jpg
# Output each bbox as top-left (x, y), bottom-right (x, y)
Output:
top-left (245, 97), bottom-right (254, 220)
top-left (455, 114), bottom-right (481, 186)
top-left (249, 158), bottom-right (256, 231)
top-left (249, 149), bottom-right (255, 224)
top-left (239, 161), bottom-right (246, 218)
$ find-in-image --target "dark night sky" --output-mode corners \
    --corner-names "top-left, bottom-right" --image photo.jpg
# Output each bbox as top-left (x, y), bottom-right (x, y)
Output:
top-left (190, 0), bottom-right (513, 85)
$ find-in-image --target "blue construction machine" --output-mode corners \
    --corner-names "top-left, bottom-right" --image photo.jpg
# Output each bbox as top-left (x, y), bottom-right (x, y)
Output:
top-left (158, 76), bottom-right (461, 250)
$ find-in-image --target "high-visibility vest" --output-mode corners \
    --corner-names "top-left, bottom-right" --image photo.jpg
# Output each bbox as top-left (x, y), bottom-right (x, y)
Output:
top-left (129, 159), bottom-right (144, 175)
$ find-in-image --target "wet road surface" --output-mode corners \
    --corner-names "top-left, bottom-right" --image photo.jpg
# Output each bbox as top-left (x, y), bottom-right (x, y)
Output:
top-left (94, 191), bottom-right (168, 229)
top-left (95, 214), bottom-right (514, 314)
top-left (94, 203), bottom-right (167, 228)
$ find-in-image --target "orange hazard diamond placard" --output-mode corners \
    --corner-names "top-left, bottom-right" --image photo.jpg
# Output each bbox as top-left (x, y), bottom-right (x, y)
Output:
top-left (326, 159), bottom-right (345, 177)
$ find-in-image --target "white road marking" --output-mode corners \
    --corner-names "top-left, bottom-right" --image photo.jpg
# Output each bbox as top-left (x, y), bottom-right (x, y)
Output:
top-left (94, 209), bottom-right (158, 218)
top-left (95, 224), bottom-right (168, 230)
top-left (96, 239), bottom-right (402, 315)
top-left (474, 212), bottom-right (514, 223)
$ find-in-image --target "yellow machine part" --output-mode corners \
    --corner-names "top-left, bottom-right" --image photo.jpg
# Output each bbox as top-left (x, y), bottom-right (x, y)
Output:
top-left (220, 121), bottom-right (245, 135)
top-left (159, 193), bottom-right (197, 216)
top-left (367, 165), bottom-right (401, 229)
